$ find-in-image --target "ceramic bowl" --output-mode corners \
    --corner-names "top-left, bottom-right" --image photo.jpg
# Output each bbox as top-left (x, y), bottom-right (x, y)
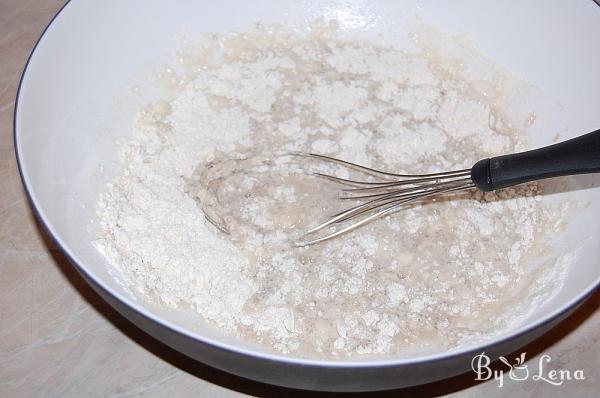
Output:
top-left (14, 0), bottom-right (600, 391)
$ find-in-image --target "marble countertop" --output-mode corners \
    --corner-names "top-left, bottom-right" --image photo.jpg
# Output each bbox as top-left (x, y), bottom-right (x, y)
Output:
top-left (1, 1), bottom-right (598, 397)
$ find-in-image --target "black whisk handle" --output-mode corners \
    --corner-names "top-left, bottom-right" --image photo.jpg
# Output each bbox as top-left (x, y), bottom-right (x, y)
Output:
top-left (471, 128), bottom-right (600, 192)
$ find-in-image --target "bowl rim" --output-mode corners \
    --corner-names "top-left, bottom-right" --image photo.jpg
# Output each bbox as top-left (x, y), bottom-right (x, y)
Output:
top-left (13, 0), bottom-right (600, 369)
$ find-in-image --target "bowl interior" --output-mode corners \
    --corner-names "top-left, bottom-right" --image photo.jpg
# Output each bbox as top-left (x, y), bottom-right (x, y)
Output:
top-left (15, 0), bottom-right (600, 364)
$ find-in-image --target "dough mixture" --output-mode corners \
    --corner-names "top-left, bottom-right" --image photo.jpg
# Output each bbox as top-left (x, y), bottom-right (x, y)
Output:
top-left (96, 23), bottom-right (569, 358)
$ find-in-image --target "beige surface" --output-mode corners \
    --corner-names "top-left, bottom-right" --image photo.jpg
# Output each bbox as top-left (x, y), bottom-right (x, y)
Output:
top-left (1, 1), bottom-right (599, 397)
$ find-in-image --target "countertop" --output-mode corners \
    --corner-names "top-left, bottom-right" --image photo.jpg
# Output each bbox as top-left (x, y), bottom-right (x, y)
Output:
top-left (1, 1), bottom-right (598, 397)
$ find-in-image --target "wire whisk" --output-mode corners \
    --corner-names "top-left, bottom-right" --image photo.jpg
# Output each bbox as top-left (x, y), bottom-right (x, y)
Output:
top-left (295, 129), bottom-right (600, 246)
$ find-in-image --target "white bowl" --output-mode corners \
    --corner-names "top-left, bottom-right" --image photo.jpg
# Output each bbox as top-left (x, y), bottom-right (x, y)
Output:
top-left (14, 0), bottom-right (600, 391)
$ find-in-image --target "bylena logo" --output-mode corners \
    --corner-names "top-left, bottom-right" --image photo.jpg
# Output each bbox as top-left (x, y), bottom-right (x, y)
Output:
top-left (471, 352), bottom-right (585, 388)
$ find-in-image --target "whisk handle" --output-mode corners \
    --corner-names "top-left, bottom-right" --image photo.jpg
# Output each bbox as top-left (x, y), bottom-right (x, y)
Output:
top-left (471, 129), bottom-right (600, 192)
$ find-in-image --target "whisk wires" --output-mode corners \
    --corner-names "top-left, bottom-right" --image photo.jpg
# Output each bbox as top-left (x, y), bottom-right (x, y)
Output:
top-left (294, 153), bottom-right (475, 246)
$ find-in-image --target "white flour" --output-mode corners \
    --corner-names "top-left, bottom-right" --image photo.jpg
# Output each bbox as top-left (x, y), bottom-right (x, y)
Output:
top-left (96, 23), bottom-right (570, 358)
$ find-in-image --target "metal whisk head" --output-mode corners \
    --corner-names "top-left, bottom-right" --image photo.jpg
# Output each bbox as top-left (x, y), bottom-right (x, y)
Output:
top-left (295, 153), bottom-right (476, 246)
